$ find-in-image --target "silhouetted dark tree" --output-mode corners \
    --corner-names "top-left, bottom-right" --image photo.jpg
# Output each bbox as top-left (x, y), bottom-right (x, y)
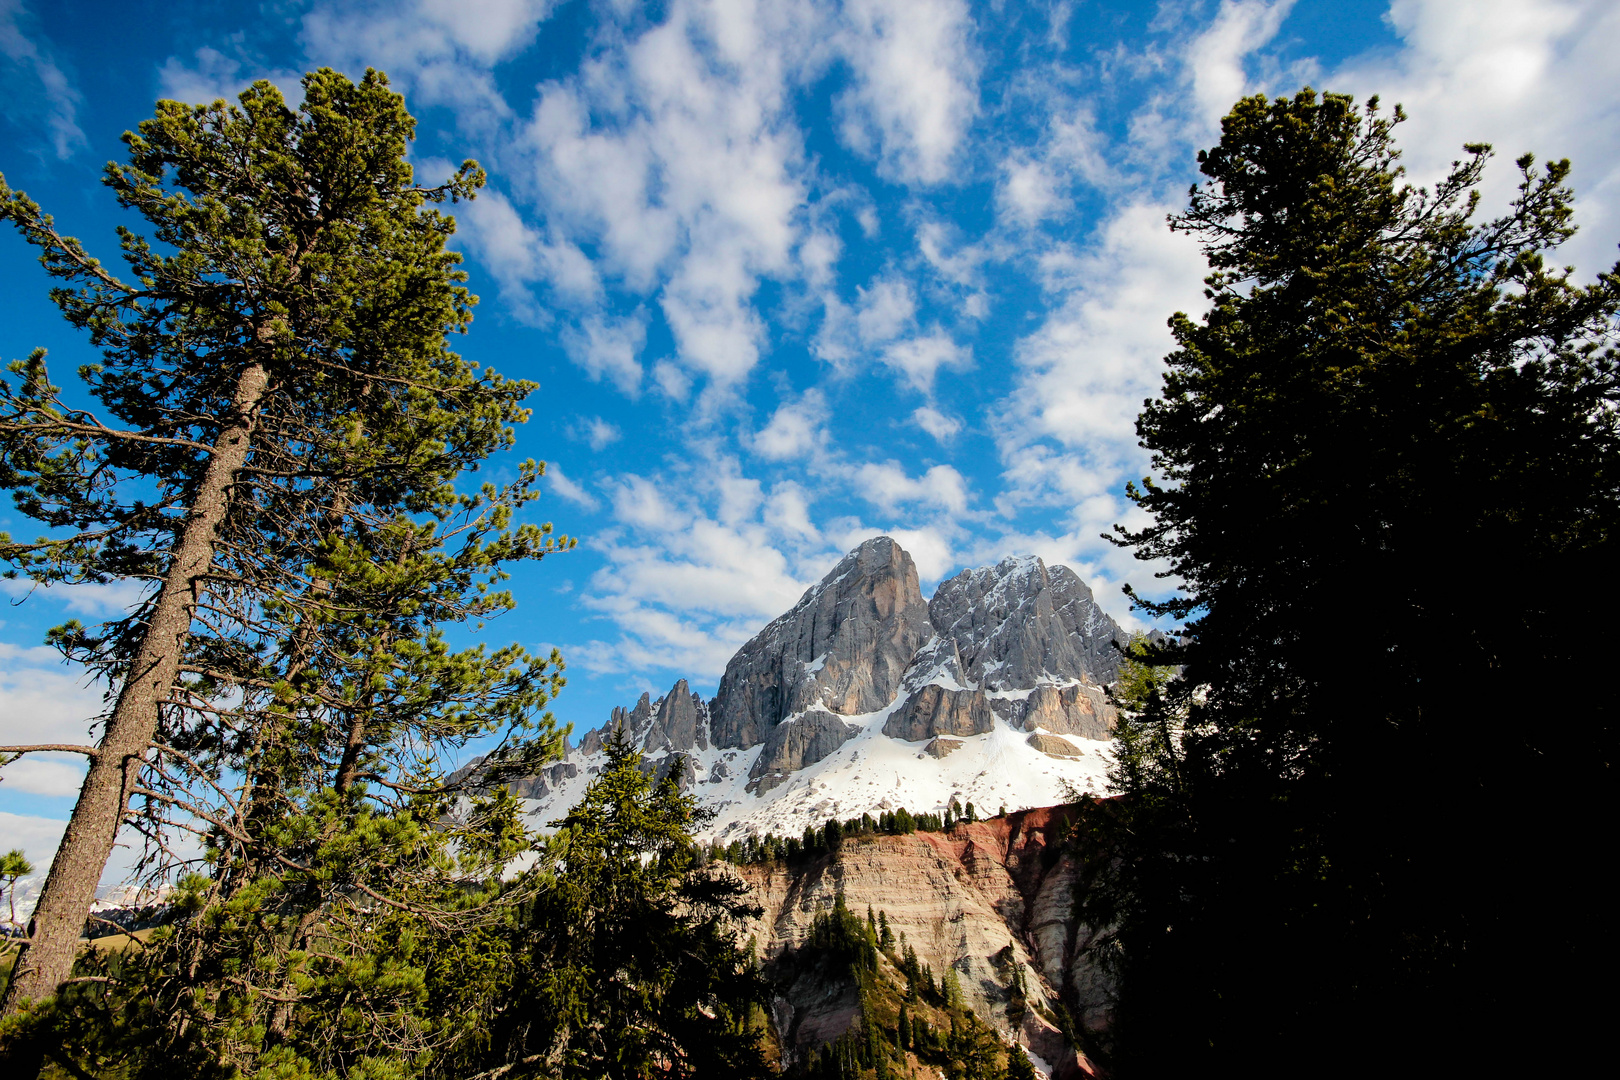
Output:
top-left (1088, 88), bottom-right (1620, 1075)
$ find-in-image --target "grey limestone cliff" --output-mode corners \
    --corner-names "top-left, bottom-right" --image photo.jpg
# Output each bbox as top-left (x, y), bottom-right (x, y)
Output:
top-left (929, 555), bottom-right (1127, 689)
top-left (644, 679), bottom-right (708, 753)
top-left (882, 682), bottom-right (995, 741)
top-left (709, 536), bottom-right (932, 750)
top-left (895, 554), bottom-right (1124, 740)
top-left (747, 710), bottom-right (861, 793)
top-left (1009, 682), bottom-right (1114, 740)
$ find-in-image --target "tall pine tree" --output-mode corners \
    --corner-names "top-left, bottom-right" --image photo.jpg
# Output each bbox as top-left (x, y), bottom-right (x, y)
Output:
top-left (0, 69), bottom-right (568, 1052)
top-left (1089, 89), bottom-right (1619, 1074)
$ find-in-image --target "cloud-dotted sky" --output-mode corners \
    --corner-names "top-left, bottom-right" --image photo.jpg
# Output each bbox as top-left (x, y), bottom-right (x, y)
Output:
top-left (3, 0), bottom-right (1619, 827)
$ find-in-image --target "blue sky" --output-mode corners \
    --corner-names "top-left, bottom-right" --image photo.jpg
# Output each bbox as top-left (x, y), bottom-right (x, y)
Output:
top-left (3, 0), bottom-right (1619, 861)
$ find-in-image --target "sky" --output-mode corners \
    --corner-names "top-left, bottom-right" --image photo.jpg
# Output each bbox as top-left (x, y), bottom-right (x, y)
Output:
top-left (2, 0), bottom-right (1618, 871)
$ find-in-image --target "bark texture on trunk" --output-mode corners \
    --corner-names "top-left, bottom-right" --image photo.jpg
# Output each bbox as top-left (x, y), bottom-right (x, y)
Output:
top-left (0, 363), bottom-right (270, 1030)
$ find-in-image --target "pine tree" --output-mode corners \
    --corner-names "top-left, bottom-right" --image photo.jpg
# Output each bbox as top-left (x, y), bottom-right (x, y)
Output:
top-left (484, 726), bottom-right (769, 1078)
top-left (0, 69), bottom-right (583, 1045)
top-left (0, 69), bottom-right (579, 1077)
top-left (1094, 88), bottom-right (1620, 1073)
top-left (0, 852), bottom-right (30, 946)
top-left (1004, 1043), bottom-right (1036, 1080)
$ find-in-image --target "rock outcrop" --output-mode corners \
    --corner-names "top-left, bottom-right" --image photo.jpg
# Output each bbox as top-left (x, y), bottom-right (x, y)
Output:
top-left (736, 805), bottom-right (1108, 1079)
top-left (1004, 682), bottom-right (1115, 741)
top-left (709, 537), bottom-right (933, 749)
top-left (748, 710), bottom-right (861, 792)
top-left (882, 682), bottom-right (994, 741)
top-left (644, 679), bottom-right (708, 752)
top-left (1026, 732), bottom-right (1083, 758)
top-left (930, 556), bottom-right (1127, 689)
top-left (883, 554), bottom-right (1123, 746)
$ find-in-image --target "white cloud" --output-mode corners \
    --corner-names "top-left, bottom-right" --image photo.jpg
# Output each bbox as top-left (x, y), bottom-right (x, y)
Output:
top-left (156, 40), bottom-right (303, 107)
top-left (754, 389), bottom-right (828, 461)
top-left (854, 276), bottom-right (917, 342)
top-left (812, 273), bottom-right (926, 374)
top-left (1000, 201), bottom-right (1205, 466)
top-left (455, 187), bottom-right (601, 309)
top-left (302, 0), bottom-right (558, 122)
top-left (576, 491), bottom-right (840, 678)
top-left (764, 483), bottom-right (820, 540)
top-left (562, 313), bottom-right (647, 395)
top-left (852, 461), bottom-right (969, 515)
top-left (980, 197), bottom-right (1205, 611)
top-left (835, 0), bottom-right (980, 185)
top-left (511, 0), bottom-right (822, 399)
top-left (997, 158), bottom-right (1069, 227)
top-left (911, 405), bottom-right (962, 441)
top-left (996, 107), bottom-right (1114, 227)
top-left (580, 417), bottom-right (621, 450)
top-left (1333, 0), bottom-right (1620, 281)
top-left (650, 360), bottom-right (691, 402)
top-left (544, 464), bottom-right (599, 511)
top-left (0, 812), bottom-right (65, 877)
top-left (0, 578), bottom-right (149, 619)
top-left (0, 755), bottom-right (83, 797)
top-left (608, 475), bottom-right (684, 532)
top-left (1185, 0), bottom-right (1297, 132)
top-left (879, 331), bottom-right (972, 394)
top-left (0, 0), bottom-right (84, 158)
top-left (915, 220), bottom-right (987, 289)
top-left (0, 642), bottom-right (107, 751)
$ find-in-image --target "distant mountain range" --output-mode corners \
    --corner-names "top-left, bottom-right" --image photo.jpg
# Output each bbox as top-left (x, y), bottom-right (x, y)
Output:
top-left (507, 536), bottom-right (1134, 843)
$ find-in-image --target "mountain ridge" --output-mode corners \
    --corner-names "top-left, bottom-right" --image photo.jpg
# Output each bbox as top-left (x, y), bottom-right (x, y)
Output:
top-left (506, 536), bottom-right (1133, 843)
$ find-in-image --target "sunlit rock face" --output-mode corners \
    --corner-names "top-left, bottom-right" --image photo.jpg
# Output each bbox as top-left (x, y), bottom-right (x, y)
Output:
top-left (708, 535), bottom-right (934, 751)
top-left (736, 806), bottom-right (1110, 1079)
top-left (928, 555), bottom-right (1128, 692)
top-left (882, 682), bottom-right (995, 742)
top-left (748, 710), bottom-right (861, 793)
top-left (645, 679), bottom-right (707, 753)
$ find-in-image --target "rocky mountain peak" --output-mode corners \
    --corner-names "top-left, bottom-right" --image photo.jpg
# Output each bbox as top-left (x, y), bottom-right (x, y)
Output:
top-left (708, 535), bottom-right (932, 751)
top-left (522, 537), bottom-right (1129, 838)
top-left (930, 553), bottom-right (1127, 690)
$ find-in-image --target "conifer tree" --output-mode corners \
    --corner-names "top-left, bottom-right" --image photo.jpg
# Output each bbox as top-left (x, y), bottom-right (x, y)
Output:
top-left (1093, 88), bottom-right (1620, 1072)
top-left (484, 726), bottom-right (769, 1078)
top-left (0, 68), bottom-right (569, 1048)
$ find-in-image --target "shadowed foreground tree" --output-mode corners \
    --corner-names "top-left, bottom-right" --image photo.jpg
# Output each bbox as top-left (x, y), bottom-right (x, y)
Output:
top-left (1083, 89), bottom-right (1619, 1075)
top-left (0, 68), bottom-right (570, 1062)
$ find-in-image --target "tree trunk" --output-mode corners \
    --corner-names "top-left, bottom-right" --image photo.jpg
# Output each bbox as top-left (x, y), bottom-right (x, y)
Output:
top-left (0, 362), bottom-right (270, 1035)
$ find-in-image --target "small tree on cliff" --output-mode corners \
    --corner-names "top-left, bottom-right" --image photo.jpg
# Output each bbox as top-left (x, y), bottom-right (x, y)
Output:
top-left (0, 69), bottom-right (567, 1030)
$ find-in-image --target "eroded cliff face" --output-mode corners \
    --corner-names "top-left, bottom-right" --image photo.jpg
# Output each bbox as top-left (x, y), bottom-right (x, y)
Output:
top-left (735, 804), bottom-right (1110, 1080)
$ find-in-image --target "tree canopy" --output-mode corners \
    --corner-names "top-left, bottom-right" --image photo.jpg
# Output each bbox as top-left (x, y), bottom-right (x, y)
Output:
top-left (0, 67), bottom-right (569, 1065)
top-left (1087, 88), bottom-right (1620, 1074)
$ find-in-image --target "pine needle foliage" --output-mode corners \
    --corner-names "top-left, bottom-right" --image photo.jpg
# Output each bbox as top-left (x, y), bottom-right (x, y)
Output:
top-left (0, 68), bottom-right (571, 1075)
top-left (1085, 88), bottom-right (1620, 1074)
top-left (480, 726), bottom-right (771, 1079)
